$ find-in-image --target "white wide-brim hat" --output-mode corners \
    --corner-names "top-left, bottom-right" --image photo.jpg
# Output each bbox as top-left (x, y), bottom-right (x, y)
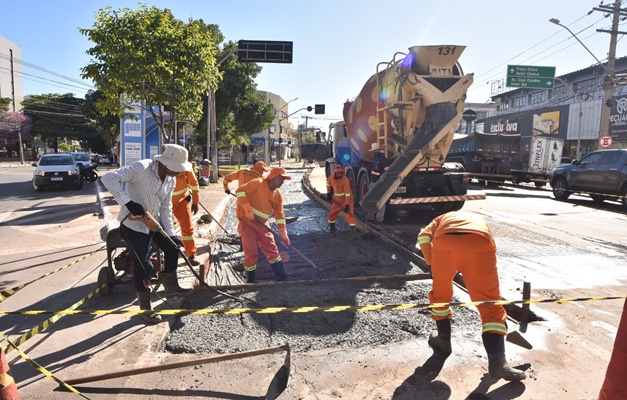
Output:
top-left (154, 144), bottom-right (192, 172)
top-left (369, 143), bottom-right (381, 152)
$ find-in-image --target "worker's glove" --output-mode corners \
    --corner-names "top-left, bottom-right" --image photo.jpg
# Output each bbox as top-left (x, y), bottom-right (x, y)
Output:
top-left (326, 193), bottom-right (332, 201)
top-left (241, 202), bottom-right (255, 220)
top-left (170, 236), bottom-right (183, 248)
top-left (278, 226), bottom-right (290, 247)
top-left (191, 203), bottom-right (199, 215)
top-left (125, 200), bottom-right (145, 217)
top-left (184, 193), bottom-right (192, 203)
top-left (225, 189), bottom-right (231, 195)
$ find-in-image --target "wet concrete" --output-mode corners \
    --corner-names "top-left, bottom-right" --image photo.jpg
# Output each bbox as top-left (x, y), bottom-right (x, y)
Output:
top-left (166, 168), bottom-right (483, 355)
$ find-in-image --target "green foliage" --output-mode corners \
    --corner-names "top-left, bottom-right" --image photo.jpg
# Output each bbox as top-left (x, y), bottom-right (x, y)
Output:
top-left (57, 142), bottom-right (72, 153)
top-left (21, 93), bottom-right (97, 151)
top-left (0, 98), bottom-right (11, 112)
top-left (79, 5), bottom-right (220, 142)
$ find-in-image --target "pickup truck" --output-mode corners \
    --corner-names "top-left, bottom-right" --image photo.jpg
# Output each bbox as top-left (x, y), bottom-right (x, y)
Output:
top-left (550, 149), bottom-right (627, 209)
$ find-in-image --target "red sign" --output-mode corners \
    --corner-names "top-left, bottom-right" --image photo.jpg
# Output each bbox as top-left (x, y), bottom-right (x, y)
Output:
top-left (599, 136), bottom-right (613, 148)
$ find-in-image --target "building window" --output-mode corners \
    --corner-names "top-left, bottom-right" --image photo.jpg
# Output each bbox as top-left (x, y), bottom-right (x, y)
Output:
top-left (553, 86), bottom-right (569, 100)
top-left (512, 96), bottom-right (525, 108)
top-left (529, 92), bottom-right (545, 105)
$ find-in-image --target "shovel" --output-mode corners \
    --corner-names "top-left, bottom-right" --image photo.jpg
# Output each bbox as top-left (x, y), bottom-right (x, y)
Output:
top-left (197, 200), bottom-right (230, 235)
top-left (252, 216), bottom-right (327, 279)
top-left (64, 344), bottom-right (291, 397)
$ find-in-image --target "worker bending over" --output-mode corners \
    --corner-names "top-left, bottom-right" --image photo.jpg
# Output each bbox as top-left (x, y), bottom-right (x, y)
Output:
top-left (417, 211), bottom-right (526, 381)
top-left (172, 166), bottom-right (201, 266)
top-left (101, 144), bottom-right (193, 324)
top-left (236, 167), bottom-right (291, 283)
top-left (223, 161), bottom-right (268, 194)
top-left (326, 164), bottom-right (356, 233)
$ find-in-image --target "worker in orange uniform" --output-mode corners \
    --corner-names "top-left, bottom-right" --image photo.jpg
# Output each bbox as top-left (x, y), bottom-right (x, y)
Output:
top-left (172, 167), bottom-right (201, 266)
top-left (326, 164), bottom-right (356, 233)
top-left (223, 161), bottom-right (268, 194)
top-left (235, 167), bottom-right (291, 283)
top-left (417, 211), bottom-right (526, 382)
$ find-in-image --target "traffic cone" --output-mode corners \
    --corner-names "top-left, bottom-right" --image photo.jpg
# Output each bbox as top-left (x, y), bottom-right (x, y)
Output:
top-left (0, 347), bottom-right (19, 400)
top-left (598, 299), bottom-right (627, 400)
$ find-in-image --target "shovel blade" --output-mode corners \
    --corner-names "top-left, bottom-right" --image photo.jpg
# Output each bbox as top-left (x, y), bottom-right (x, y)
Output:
top-left (507, 331), bottom-right (533, 350)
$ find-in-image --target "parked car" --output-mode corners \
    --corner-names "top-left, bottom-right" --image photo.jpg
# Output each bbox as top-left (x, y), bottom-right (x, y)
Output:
top-left (70, 151), bottom-right (92, 168)
top-left (560, 156), bottom-right (574, 165)
top-left (32, 154), bottom-right (83, 191)
top-left (550, 149), bottom-right (627, 208)
top-left (97, 155), bottom-right (111, 165)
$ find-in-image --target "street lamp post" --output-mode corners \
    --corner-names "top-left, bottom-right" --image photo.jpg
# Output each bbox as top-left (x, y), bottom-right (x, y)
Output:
top-left (549, 17), bottom-right (616, 150)
top-left (275, 97), bottom-right (298, 168)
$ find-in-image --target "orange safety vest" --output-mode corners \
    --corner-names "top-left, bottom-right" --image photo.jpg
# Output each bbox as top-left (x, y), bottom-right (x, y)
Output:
top-left (223, 168), bottom-right (263, 190)
top-left (326, 174), bottom-right (353, 206)
top-left (172, 170), bottom-right (200, 204)
top-left (235, 178), bottom-right (286, 231)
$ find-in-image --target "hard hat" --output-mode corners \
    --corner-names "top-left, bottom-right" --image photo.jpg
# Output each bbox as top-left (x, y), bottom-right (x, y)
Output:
top-left (334, 164), bottom-right (344, 173)
top-left (200, 159), bottom-right (211, 165)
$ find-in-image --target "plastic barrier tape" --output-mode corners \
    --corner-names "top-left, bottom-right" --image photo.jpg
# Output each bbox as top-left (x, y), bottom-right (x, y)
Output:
top-left (3, 282), bottom-right (105, 355)
top-left (1, 295), bottom-right (625, 316)
top-left (0, 245), bottom-right (105, 303)
top-left (0, 332), bottom-right (90, 399)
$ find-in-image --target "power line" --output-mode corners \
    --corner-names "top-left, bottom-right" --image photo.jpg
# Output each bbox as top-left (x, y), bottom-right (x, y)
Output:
top-left (0, 51), bottom-right (94, 89)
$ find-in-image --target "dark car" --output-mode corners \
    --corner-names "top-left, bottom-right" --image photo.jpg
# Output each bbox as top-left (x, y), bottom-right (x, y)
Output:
top-left (560, 156), bottom-right (574, 165)
top-left (32, 154), bottom-right (83, 191)
top-left (550, 149), bottom-right (627, 208)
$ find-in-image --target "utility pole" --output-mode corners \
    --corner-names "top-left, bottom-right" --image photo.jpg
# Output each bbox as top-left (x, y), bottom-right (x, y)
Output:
top-left (592, 0), bottom-right (627, 149)
top-left (10, 49), bottom-right (24, 164)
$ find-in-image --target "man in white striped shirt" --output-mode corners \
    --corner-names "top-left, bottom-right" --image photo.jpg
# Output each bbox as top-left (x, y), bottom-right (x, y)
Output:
top-left (101, 144), bottom-right (193, 323)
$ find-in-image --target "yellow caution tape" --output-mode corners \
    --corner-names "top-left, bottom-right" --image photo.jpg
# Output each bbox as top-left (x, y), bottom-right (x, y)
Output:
top-left (0, 245), bottom-right (105, 303)
top-left (0, 332), bottom-right (90, 399)
top-left (0, 295), bottom-right (625, 316)
top-left (3, 282), bottom-right (104, 355)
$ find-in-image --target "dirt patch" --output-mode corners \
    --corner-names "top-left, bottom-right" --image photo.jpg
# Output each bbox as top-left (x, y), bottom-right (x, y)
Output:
top-left (166, 231), bottom-right (483, 354)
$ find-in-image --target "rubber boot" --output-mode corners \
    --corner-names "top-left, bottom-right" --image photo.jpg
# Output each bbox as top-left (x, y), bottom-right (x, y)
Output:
top-left (271, 261), bottom-right (288, 281)
top-left (247, 270), bottom-right (256, 283)
top-left (329, 223), bottom-right (336, 234)
top-left (482, 333), bottom-right (527, 381)
top-left (160, 271), bottom-right (194, 297)
top-left (428, 318), bottom-right (452, 356)
top-left (349, 226), bottom-right (357, 233)
top-left (136, 291), bottom-right (162, 324)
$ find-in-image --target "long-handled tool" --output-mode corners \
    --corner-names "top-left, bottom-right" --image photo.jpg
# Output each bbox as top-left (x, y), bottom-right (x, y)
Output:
top-left (229, 192), bottom-right (299, 224)
top-left (64, 344), bottom-right (291, 397)
top-left (252, 216), bottom-right (326, 278)
top-left (330, 196), bottom-right (356, 219)
top-left (198, 200), bottom-right (230, 235)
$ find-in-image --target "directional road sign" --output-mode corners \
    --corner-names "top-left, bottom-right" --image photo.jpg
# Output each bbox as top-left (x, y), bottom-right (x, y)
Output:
top-left (506, 65), bottom-right (556, 89)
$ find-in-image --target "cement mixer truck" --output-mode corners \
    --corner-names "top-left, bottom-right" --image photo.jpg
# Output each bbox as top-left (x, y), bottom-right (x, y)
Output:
top-left (324, 45), bottom-right (485, 221)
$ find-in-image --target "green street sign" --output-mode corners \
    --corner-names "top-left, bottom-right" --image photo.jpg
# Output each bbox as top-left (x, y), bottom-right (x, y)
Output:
top-left (506, 65), bottom-right (555, 89)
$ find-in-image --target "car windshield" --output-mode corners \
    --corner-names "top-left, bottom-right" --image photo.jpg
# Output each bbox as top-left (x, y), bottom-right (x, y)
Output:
top-left (72, 153), bottom-right (90, 162)
top-left (39, 156), bottom-right (75, 166)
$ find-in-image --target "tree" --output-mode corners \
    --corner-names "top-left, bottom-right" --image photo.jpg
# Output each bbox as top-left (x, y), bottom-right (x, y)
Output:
top-left (79, 5), bottom-right (220, 146)
top-left (0, 98), bottom-right (11, 112)
top-left (0, 112), bottom-right (32, 157)
top-left (21, 94), bottom-right (95, 152)
top-left (84, 90), bottom-right (120, 154)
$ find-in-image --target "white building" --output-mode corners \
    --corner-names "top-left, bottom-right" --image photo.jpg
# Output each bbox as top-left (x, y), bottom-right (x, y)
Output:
top-left (0, 35), bottom-right (23, 111)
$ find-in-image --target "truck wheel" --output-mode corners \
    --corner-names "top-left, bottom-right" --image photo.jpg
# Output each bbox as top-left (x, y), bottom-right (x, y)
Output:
top-left (552, 177), bottom-right (571, 200)
top-left (358, 173), bottom-right (370, 204)
top-left (451, 201), bottom-right (465, 211)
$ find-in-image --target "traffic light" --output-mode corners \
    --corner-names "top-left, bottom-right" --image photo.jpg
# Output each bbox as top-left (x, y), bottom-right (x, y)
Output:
top-left (315, 104), bottom-right (325, 114)
top-left (307, 106), bottom-right (313, 112)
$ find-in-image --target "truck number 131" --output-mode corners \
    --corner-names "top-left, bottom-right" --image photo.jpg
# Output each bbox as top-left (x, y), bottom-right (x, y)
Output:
top-left (437, 46), bottom-right (457, 55)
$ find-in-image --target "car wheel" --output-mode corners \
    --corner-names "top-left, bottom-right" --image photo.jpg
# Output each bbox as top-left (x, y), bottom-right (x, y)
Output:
top-left (552, 177), bottom-right (570, 200)
top-left (32, 180), bottom-right (43, 192)
top-left (622, 186), bottom-right (627, 209)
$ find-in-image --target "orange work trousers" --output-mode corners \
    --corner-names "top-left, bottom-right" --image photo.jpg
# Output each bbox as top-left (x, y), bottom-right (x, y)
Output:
top-left (328, 197), bottom-right (356, 226)
top-left (428, 233), bottom-right (506, 333)
top-left (240, 221), bottom-right (280, 271)
top-left (173, 200), bottom-right (196, 257)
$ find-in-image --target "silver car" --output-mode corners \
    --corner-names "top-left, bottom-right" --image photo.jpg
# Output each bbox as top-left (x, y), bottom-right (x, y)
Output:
top-left (32, 154), bottom-right (83, 191)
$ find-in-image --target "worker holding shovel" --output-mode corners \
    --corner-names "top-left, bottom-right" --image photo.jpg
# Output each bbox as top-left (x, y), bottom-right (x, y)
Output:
top-left (417, 211), bottom-right (526, 381)
top-left (172, 163), bottom-right (201, 266)
top-left (101, 144), bottom-right (194, 324)
top-left (326, 164), bottom-right (356, 233)
top-left (235, 167), bottom-right (291, 283)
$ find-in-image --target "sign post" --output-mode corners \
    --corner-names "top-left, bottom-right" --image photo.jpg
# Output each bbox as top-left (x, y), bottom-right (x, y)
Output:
top-left (506, 65), bottom-right (556, 89)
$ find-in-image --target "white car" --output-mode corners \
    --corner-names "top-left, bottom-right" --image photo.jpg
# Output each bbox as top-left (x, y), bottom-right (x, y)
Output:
top-left (32, 154), bottom-right (83, 191)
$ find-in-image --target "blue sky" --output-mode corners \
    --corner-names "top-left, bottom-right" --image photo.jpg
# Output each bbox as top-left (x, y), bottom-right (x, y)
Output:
top-left (1, 0), bottom-right (623, 132)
